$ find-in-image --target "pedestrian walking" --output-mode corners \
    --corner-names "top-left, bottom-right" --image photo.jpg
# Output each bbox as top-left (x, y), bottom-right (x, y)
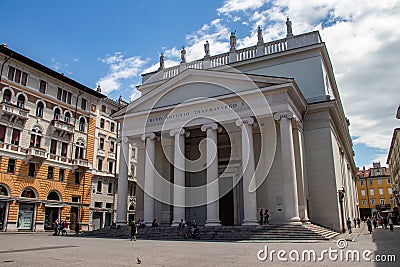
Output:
top-left (259, 209), bottom-right (264, 225)
top-left (263, 209), bottom-right (270, 225)
top-left (130, 220), bottom-right (137, 241)
top-left (353, 218), bottom-right (356, 228)
top-left (346, 218), bottom-right (352, 234)
top-left (356, 218), bottom-right (361, 228)
top-left (366, 217), bottom-right (373, 234)
top-left (388, 215), bottom-right (394, 232)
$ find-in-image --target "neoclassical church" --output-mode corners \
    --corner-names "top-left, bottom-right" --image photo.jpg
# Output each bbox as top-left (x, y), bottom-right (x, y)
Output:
top-left (113, 20), bottom-right (359, 232)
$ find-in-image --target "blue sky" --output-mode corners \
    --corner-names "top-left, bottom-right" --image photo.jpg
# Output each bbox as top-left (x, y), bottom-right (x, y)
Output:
top-left (2, 0), bottom-right (399, 169)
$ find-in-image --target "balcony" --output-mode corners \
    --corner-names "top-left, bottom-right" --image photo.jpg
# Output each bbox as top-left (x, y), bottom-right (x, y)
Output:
top-left (51, 119), bottom-right (74, 136)
top-left (0, 102), bottom-right (29, 122)
top-left (97, 149), bottom-right (105, 157)
top-left (108, 151), bottom-right (116, 160)
top-left (73, 158), bottom-right (91, 172)
top-left (26, 147), bottom-right (47, 163)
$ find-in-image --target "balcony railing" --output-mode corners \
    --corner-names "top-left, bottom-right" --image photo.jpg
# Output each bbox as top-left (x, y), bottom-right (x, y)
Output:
top-left (97, 149), bottom-right (105, 157)
top-left (108, 151), bottom-right (116, 160)
top-left (142, 31), bottom-right (321, 83)
top-left (52, 119), bottom-right (74, 134)
top-left (73, 158), bottom-right (90, 172)
top-left (0, 102), bottom-right (29, 120)
top-left (26, 147), bottom-right (47, 162)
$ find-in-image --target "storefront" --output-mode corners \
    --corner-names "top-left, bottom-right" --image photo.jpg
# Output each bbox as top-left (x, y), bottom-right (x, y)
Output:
top-left (44, 191), bottom-right (62, 230)
top-left (16, 187), bottom-right (39, 231)
top-left (0, 184), bottom-right (11, 231)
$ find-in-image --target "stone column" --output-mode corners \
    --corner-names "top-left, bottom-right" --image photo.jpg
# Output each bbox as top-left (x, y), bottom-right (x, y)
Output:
top-left (273, 111), bottom-right (301, 224)
top-left (170, 129), bottom-right (187, 226)
top-left (236, 118), bottom-right (258, 225)
top-left (116, 137), bottom-right (129, 225)
top-left (201, 123), bottom-right (221, 226)
top-left (292, 119), bottom-right (309, 222)
top-left (141, 133), bottom-right (156, 226)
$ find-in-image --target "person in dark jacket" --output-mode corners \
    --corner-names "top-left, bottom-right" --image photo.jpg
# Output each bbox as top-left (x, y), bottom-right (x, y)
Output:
top-left (259, 209), bottom-right (264, 225)
top-left (130, 221), bottom-right (137, 241)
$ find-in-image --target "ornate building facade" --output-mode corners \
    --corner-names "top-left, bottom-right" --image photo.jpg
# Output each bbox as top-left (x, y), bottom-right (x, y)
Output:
top-left (387, 106), bottom-right (400, 208)
top-left (113, 21), bottom-right (359, 232)
top-left (0, 44), bottom-right (104, 231)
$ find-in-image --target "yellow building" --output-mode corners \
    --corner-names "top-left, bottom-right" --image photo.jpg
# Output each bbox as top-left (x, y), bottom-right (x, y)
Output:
top-left (356, 162), bottom-right (394, 218)
top-left (0, 44), bottom-right (104, 231)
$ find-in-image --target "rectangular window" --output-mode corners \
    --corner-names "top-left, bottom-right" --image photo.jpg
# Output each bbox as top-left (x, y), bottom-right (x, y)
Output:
top-left (369, 180), bottom-right (373, 186)
top-left (39, 80), bottom-right (47, 94)
top-left (7, 66), bottom-right (15, 81)
top-left (378, 179), bottom-right (382, 185)
top-left (388, 188), bottom-right (393, 194)
top-left (81, 98), bottom-right (87, 110)
top-left (97, 181), bottom-right (102, 192)
top-left (61, 142), bottom-right (68, 157)
top-left (380, 198), bottom-right (385, 205)
top-left (371, 199), bottom-right (376, 205)
top-left (57, 88), bottom-right (62, 100)
top-left (59, 168), bottom-right (65, 182)
top-left (28, 163), bottom-right (36, 177)
top-left (11, 129), bottom-right (20, 145)
top-left (98, 159), bottom-right (103, 171)
top-left (110, 122), bottom-right (115, 132)
top-left (110, 140), bottom-right (115, 152)
top-left (379, 188), bottom-right (384, 195)
top-left (132, 148), bottom-right (136, 158)
top-left (388, 179), bottom-right (391, 184)
top-left (71, 196), bottom-right (80, 203)
top-left (108, 161), bottom-right (113, 173)
top-left (67, 92), bottom-right (72, 104)
top-left (101, 105), bottom-right (107, 112)
top-left (7, 159), bottom-right (16, 173)
top-left (360, 181), bottom-right (364, 186)
top-left (100, 118), bottom-right (105, 129)
top-left (108, 182), bottom-right (113, 194)
top-left (62, 90), bottom-right (67, 102)
top-left (14, 69), bottom-right (21, 83)
top-left (47, 166), bottom-right (54, 179)
top-left (21, 72), bottom-right (28, 86)
top-left (361, 189), bottom-right (366, 196)
top-left (370, 188), bottom-right (374, 196)
top-left (50, 140), bottom-right (57, 154)
top-left (74, 172), bottom-right (80, 184)
top-left (99, 137), bottom-right (104, 150)
top-left (94, 202), bottom-right (102, 208)
top-left (106, 203), bottom-right (112, 209)
top-left (0, 125), bottom-right (6, 142)
top-left (362, 199), bottom-right (367, 206)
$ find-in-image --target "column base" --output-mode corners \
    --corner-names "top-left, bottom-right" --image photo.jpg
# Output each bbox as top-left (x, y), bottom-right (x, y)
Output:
top-left (242, 219), bottom-right (259, 226)
top-left (285, 217), bottom-right (302, 225)
top-left (205, 220), bottom-right (221, 227)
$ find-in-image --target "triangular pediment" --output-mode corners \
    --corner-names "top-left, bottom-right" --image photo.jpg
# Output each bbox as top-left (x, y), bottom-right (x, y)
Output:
top-left (113, 68), bottom-right (292, 118)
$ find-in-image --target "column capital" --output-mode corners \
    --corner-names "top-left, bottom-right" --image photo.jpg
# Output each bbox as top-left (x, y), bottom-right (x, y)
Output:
top-left (235, 117), bottom-right (254, 127)
top-left (169, 128), bottom-right (190, 137)
top-left (273, 111), bottom-right (294, 121)
top-left (201, 122), bottom-right (218, 132)
top-left (141, 132), bottom-right (156, 141)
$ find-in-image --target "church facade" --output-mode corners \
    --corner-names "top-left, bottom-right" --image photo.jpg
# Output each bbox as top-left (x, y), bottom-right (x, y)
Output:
top-left (113, 21), bottom-right (359, 232)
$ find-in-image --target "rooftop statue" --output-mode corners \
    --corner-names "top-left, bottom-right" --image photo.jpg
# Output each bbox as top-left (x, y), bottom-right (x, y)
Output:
top-left (286, 18), bottom-right (293, 37)
top-left (181, 47), bottom-right (186, 63)
top-left (257, 26), bottom-right (264, 45)
top-left (158, 53), bottom-right (165, 70)
top-left (230, 31), bottom-right (237, 52)
top-left (204, 40), bottom-right (210, 58)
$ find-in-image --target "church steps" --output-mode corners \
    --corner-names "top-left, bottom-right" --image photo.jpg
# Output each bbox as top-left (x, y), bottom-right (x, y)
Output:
top-left (79, 224), bottom-right (335, 241)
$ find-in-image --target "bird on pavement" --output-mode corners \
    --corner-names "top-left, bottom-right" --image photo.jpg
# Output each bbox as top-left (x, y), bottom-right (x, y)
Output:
top-left (137, 258), bottom-right (141, 264)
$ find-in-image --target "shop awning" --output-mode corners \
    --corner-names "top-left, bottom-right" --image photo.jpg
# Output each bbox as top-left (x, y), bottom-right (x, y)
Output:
top-left (0, 196), bottom-right (15, 202)
top-left (15, 198), bottom-right (42, 204)
top-left (44, 204), bottom-right (65, 208)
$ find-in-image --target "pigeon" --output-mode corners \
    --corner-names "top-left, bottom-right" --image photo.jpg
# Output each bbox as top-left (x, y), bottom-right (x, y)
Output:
top-left (137, 258), bottom-right (141, 264)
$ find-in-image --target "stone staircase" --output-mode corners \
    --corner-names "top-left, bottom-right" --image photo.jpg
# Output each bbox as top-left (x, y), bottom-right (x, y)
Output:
top-left (79, 223), bottom-right (339, 241)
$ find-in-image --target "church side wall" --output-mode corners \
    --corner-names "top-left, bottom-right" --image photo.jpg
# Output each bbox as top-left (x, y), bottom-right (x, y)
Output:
top-left (304, 110), bottom-right (341, 231)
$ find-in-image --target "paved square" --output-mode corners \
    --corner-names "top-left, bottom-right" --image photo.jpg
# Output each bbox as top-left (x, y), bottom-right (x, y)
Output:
top-left (0, 226), bottom-right (398, 266)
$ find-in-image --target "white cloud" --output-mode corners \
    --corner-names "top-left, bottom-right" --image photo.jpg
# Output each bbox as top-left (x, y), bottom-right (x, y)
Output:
top-left (50, 59), bottom-right (71, 75)
top-left (217, 0), bottom-right (270, 14)
top-left (215, 0), bottom-right (400, 163)
top-left (97, 52), bottom-right (148, 95)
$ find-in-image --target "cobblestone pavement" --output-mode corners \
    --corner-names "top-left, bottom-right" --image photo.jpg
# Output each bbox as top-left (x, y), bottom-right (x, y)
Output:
top-left (0, 225), bottom-right (398, 267)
